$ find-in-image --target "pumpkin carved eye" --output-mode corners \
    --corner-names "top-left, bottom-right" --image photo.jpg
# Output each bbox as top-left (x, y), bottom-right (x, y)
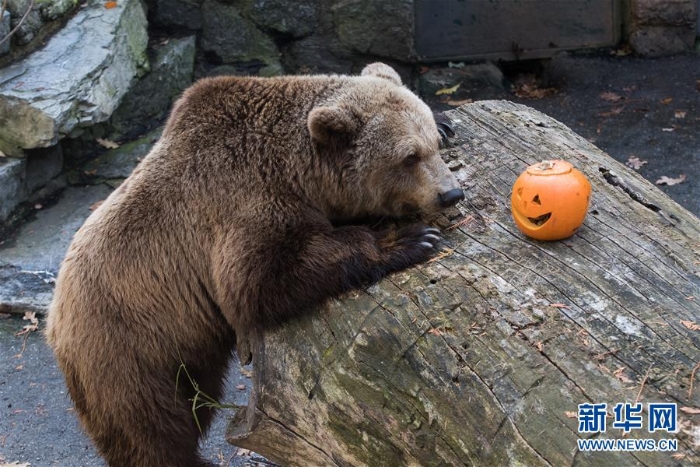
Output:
top-left (404, 154), bottom-right (420, 167)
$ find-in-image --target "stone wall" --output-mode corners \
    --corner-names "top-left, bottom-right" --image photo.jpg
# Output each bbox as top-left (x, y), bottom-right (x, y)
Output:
top-left (627, 0), bottom-right (698, 56)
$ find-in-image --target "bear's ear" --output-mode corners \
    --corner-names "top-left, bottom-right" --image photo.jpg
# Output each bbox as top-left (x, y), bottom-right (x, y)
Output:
top-left (308, 106), bottom-right (359, 145)
top-left (361, 63), bottom-right (402, 85)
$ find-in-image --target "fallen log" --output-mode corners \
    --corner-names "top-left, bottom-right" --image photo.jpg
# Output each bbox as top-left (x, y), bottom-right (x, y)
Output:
top-left (227, 100), bottom-right (700, 466)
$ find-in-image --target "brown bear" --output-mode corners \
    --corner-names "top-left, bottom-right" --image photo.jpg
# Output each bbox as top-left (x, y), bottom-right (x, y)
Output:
top-left (45, 63), bottom-right (464, 467)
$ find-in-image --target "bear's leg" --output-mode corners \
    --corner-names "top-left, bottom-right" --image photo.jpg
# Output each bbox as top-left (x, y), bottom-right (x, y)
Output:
top-left (70, 353), bottom-right (230, 467)
top-left (215, 219), bottom-right (441, 330)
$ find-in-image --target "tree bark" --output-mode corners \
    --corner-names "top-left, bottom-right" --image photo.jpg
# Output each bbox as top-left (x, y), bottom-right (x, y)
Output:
top-left (226, 100), bottom-right (700, 466)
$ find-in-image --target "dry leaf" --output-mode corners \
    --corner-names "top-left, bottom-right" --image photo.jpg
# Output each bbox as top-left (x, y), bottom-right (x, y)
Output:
top-left (513, 83), bottom-right (556, 99)
top-left (600, 91), bottom-right (622, 102)
top-left (427, 328), bottom-right (442, 336)
top-left (84, 169), bottom-right (98, 176)
top-left (16, 311), bottom-right (39, 336)
top-left (625, 156), bottom-right (647, 170)
top-left (96, 138), bottom-right (120, 149)
top-left (655, 174), bottom-right (686, 186)
top-left (549, 303), bottom-right (568, 308)
top-left (662, 127), bottom-right (675, 132)
top-left (613, 367), bottom-right (634, 384)
top-left (599, 106), bottom-right (624, 117)
top-left (536, 341), bottom-right (544, 352)
top-left (681, 320), bottom-right (700, 331)
top-left (680, 406), bottom-right (700, 414)
top-left (564, 411), bottom-right (577, 419)
top-left (15, 365), bottom-right (23, 371)
top-left (446, 98), bottom-right (473, 106)
top-left (435, 83), bottom-right (461, 96)
top-left (89, 200), bottom-right (104, 211)
top-left (660, 97), bottom-right (673, 104)
top-left (235, 384), bottom-right (246, 390)
top-left (104, 1), bottom-right (117, 8)
top-left (239, 366), bottom-right (253, 378)
top-left (675, 110), bottom-right (687, 119)
top-left (672, 453), bottom-right (686, 460)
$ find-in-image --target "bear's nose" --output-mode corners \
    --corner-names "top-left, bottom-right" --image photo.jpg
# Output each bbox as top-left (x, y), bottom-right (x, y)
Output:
top-left (439, 188), bottom-right (465, 208)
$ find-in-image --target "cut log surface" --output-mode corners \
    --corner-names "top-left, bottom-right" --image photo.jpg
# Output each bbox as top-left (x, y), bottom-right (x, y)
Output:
top-left (227, 101), bottom-right (700, 466)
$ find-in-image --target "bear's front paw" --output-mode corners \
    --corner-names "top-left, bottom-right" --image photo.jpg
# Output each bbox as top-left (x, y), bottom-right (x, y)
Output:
top-left (378, 225), bottom-right (441, 270)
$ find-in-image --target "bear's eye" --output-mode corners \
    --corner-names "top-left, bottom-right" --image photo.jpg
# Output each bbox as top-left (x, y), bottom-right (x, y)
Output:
top-left (403, 154), bottom-right (420, 167)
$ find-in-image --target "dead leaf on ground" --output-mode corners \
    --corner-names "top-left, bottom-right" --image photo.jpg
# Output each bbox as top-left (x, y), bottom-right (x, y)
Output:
top-left (512, 83), bottom-right (556, 99)
top-left (435, 83), bottom-right (460, 96)
top-left (655, 174), bottom-right (687, 186)
top-left (427, 328), bottom-right (443, 336)
top-left (89, 200), bottom-right (104, 211)
top-left (625, 156), bottom-right (647, 170)
top-left (672, 453), bottom-right (687, 461)
top-left (662, 127), bottom-right (675, 132)
top-left (549, 303), bottom-right (569, 308)
top-left (622, 85), bottom-right (637, 92)
top-left (600, 91), bottom-right (622, 102)
top-left (610, 46), bottom-right (632, 57)
top-left (599, 106), bottom-right (624, 117)
top-left (16, 311), bottom-right (39, 336)
top-left (96, 138), bottom-right (120, 149)
top-left (564, 411), bottom-right (577, 418)
top-left (681, 320), bottom-right (700, 331)
top-left (660, 97), bottom-right (673, 105)
top-left (675, 110), bottom-right (687, 119)
top-left (235, 384), bottom-right (246, 390)
top-left (104, 1), bottom-right (117, 8)
top-left (239, 366), bottom-right (253, 378)
top-left (0, 461), bottom-right (32, 467)
top-left (446, 98), bottom-right (473, 106)
top-left (613, 367), bottom-right (634, 384)
top-left (680, 406), bottom-right (700, 414)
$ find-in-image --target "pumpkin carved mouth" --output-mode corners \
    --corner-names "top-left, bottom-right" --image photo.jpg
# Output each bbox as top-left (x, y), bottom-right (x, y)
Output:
top-left (527, 212), bottom-right (551, 226)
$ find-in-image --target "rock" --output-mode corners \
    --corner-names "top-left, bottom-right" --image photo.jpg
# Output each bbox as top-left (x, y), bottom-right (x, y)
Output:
top-left (331, 0), bottom-right (415, 62)
top-left (82, 128), bottom-right (161, 181)
top-left (109, 37), bottom-right (196, 138)
top-left (629, 26), bottom-right (695, 56)
top-left (1, 10), bottom-right (10, 56)
top-left (0, 265), bottom-right (55, 314)
top-left (25, 146), bottom-right (63, 193)
top-left (153, 0), bottom-right (202, 30)
top-left (0, 0), bottom-right (149, 149)
top-left (200, 0), bottom-right (281, 72)
top-left (283, 34), bottom-right (353, 75)
top-left (0, 184), bottom-right (112, 273)
top-left (245, 0), bottom-right (318, 38)
top-left (5, 0), bottom-right (42, 45)
top-left (0, 158), bottom-right (26, 222)
top-left (39, 0), bottom-right (78, 21)
top-left (633, 0), bottom-right (696, 26)
top-left (0, 184), bottom-right (112, 314)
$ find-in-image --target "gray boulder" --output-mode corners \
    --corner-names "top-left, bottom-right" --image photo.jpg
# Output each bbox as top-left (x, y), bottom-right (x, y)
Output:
top-left (0, 158), bottom-right (26, 222)
top-left (332, 0), bottom-right (415, 62)
top-left (109, 37), bottom-right (196, 138)
top-left (245, 0), bottom-right (318, 38)
top-left (0, 0), bottom-right (149, 149)
top-left (200, 0), bottom-right (281, 73)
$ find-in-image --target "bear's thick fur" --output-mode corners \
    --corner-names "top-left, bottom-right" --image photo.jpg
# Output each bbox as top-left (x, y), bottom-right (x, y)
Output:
top-left (46, 63), bottom-right (463, 466)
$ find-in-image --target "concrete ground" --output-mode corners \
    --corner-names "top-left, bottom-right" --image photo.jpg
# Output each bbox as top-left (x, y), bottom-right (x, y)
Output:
top-left (1, 51), bottom-right (699, 466)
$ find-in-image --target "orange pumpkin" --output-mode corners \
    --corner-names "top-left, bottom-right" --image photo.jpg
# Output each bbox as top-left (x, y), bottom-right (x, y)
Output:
top-left (510, 160), bottom-right (591, 241)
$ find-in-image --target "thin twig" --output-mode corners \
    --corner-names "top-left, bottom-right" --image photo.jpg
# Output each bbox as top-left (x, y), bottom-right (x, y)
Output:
top-left (634, 366), bottom-right (652, 406)
top-left (688, 361), bottom-right (700, 400)
top-left (0, 0), bottom-right (35, 48)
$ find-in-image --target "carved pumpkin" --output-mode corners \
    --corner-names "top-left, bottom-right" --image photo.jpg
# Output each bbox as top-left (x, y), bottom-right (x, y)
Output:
top-left (511, 160), bottom-right (591, 241)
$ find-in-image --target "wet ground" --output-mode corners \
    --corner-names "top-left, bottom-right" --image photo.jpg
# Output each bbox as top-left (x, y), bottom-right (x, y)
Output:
top-left (1, 51), bottom-right (699, 467)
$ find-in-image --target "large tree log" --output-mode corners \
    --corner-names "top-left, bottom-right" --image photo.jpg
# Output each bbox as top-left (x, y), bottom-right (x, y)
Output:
top-left (227, 100), bottom-right (700, 466)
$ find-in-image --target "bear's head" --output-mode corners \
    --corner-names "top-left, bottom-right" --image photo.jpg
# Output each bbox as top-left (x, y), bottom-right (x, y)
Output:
top-left (308, 63), bottom-right (464, 221)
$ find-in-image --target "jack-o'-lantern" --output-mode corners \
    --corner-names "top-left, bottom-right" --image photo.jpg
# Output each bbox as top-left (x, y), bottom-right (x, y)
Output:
top-left (511, 160), bottom-right (591, 241)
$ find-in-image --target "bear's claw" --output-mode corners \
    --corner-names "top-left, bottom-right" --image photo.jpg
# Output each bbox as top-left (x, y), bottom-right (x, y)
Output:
top-left (433, 112), bottom-right (456, 147)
